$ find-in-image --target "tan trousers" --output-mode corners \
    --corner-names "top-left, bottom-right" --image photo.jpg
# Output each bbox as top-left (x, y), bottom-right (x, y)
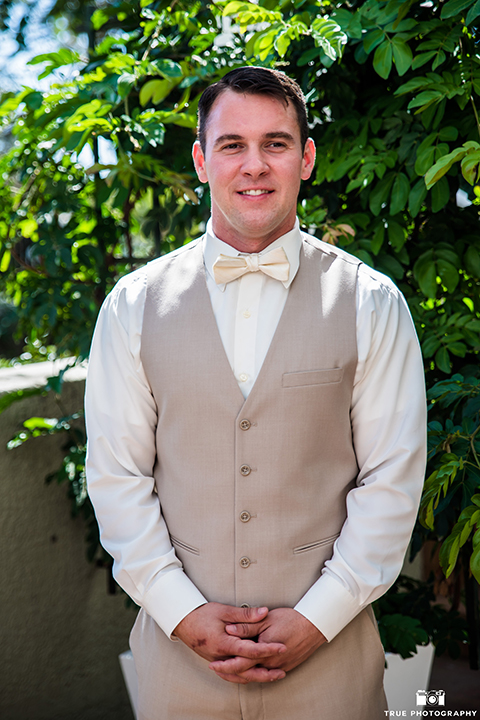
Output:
top-left (130, 607), bottom-right (387, 720)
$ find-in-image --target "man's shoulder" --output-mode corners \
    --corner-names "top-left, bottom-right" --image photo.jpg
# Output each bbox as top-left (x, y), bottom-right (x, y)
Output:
top-left (301, 231), bottom-right (400, 296)
top-left (144, 235), bottom-right (204, 275)
top-left (301, 232), bottom-right (362, 268)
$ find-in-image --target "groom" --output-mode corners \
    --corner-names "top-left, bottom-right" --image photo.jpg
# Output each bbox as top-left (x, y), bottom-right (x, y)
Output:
top-left (85, 66), bottom-right (426, 719)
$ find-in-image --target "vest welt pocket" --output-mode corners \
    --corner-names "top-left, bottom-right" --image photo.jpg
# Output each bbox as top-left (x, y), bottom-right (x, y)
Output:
top-left (282, 368), bottom-right (344, 388)
top-left (170, 535), bottom-right (200, 556)
top-left (293, 533), bottom-right (341, 554)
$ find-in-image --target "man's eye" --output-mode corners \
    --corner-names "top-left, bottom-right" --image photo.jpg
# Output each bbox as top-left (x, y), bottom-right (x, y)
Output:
top-left (267, 142), bottom-right (287, 149)
top-left (223, 143), bottom-right (241, 150)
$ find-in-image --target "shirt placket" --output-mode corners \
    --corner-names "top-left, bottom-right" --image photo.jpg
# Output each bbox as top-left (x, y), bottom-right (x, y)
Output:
top-left (233, 271), bottom-right (263, 398)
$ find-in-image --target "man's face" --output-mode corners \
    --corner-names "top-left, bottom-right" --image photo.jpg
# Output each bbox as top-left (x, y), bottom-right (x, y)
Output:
top-left (192, 89), bottom-right (315, 252)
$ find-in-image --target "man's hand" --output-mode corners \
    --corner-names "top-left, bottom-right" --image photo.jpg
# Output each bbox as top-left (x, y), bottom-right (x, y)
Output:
top-left (173, 602), bottom-right (287, 684)
top-left (209, 608), bottom-right (326, 681)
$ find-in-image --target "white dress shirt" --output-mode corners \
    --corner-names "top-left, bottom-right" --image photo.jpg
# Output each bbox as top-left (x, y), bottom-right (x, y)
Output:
top-left (85, 219), bottom-right (426, 642)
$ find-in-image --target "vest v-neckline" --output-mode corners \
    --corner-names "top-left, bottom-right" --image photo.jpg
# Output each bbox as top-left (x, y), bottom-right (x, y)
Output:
top-left (193, 238), bottom-right (308, 413)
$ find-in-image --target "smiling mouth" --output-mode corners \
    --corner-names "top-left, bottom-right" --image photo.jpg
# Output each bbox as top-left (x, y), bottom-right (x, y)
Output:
top-left (238, 189), bottom-right (273, 196)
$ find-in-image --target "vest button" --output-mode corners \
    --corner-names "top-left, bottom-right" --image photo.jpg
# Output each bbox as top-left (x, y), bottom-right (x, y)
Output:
top-left (240, 511), bottom-right (251, 523)
top-left (240, 602), bottom-right (251, 608)
top-left (240, 464), bottom-right (251, 476)
top-left (239, 556), bottom-right (251, 568)
top-left (239, 419), bottom-right (251, 431)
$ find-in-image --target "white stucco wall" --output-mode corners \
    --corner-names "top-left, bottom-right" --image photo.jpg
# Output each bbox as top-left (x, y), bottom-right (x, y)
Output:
top-left (0, 362), bottom-right (135, 720)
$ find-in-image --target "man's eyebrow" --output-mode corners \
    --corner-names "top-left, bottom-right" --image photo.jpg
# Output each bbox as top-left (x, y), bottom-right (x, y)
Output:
top-left (213, 134), bottom-right (243, 147)
top-left (213, 131), bottom-right (296, 147)
top-left (264, 131), bottom-right (295, 142)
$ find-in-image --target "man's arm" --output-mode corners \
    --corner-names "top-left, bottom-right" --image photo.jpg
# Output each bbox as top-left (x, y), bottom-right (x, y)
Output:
top-left (210, 267), bottom-right (426, 679)
top-left (85, 271), bottom-right (208, 636)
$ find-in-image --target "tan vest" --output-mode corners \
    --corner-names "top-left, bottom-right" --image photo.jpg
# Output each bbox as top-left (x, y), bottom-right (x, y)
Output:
top-left (132, 234), bottom-right (387, 720)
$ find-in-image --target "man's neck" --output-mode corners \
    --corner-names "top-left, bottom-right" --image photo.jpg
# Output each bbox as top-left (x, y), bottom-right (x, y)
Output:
top-left (210, 224), bottom-right (296, 254)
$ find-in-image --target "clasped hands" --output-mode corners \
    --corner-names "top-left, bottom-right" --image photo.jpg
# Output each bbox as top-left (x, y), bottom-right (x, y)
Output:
top-left (173, 602), bottom-right (326, 685)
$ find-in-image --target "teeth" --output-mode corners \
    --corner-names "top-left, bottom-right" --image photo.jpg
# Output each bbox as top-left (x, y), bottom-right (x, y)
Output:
top-left (241, 189), bottom-right (271, 195)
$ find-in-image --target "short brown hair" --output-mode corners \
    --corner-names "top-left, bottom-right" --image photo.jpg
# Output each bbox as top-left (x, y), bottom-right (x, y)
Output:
top-left (197, 66), bottom-right (308, 152)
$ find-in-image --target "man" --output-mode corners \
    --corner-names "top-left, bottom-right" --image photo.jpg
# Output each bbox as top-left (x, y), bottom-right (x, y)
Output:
top-left (85, 66), bottom-right (426, 719)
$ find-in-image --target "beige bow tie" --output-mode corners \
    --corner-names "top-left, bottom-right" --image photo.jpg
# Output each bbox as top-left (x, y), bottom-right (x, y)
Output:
top-left (212, 247), bottom-right (290, 285)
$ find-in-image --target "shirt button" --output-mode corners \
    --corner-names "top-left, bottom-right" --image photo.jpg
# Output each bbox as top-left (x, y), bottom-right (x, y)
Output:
top-left (240, 511), bottom-right (251, 523)
top-left (240, 464), bottom-right (251, 476)
top-left (240, 602), bottom-right (250, 609)
top-left (239, 419), bottom-right (251, 431)
top-left (239, 373), bottom-right (248, 383)
top-left (243, 309), bottom-right (251, 319)
top-left (240, 557), bottom-right (251, 568)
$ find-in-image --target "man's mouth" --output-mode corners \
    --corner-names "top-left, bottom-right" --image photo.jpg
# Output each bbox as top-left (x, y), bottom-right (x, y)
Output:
top-left (238, 189), bottom-right (273, 196)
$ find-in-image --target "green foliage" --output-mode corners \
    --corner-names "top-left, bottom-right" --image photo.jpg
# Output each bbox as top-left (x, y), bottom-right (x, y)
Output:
top-left (374, 575), bottom-right (468, 659)
top-left (419, 374), bottom-right (480, 582)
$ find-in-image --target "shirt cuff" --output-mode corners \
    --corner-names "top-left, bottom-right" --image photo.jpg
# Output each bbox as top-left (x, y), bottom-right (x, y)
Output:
top-left (141, 568), bottom-right (208, 640)
top-left (294, 572), bottom-right (362, 642)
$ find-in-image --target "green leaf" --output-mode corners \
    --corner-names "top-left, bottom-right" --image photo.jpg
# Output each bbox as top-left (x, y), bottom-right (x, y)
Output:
top-left (373, 40), bottom-right (393, 80)
top-left (471, 542), bottom-right (480, 583)
top-left (369, 173), bottom-right (395, 216)
top-left (466, 0), bottom-right (480, 23)
top-left (363, 28), bottom-right (385, 55)
top-left (464, 246), bottom-right (480, 277)
top-left (117, 73), bottom-right (136, 99)
top-left (441, 0), bottom-right (476, 19)
top-left (432, 49), bottom-right (447, 71)
top-left (425, 146), bottom-right (467, 188)
top-left (431, 176), bottom-right (450, 212)
top-left (438, 126), bottom-right (459, 142)
top-left (387, 220), bottom-right (406, 252)
top-left (461, 150), bottom-right (480, 185)
top-left (412, 51), bottom-right (436, 70)
top-left (390, 173), bottom-right (410, 214)
top-left (153, 59), bottom-right (183, 80)
top-left (0, 249), bottom-right (11, 272)
top-left (416, 260), bottom-right (437, 298)
top-left (274, 31), bottom-right (291, 58)
top-left (435, 346), bottom-right (451, 373)
top-left (408, 179), bottom-right (427, 217)
top-left (392, 38), bottom-right (412, 76)
top-left (408, 90), bottom-right (443, 111)
top-left (371, 223), bottom-right (385, 256)
top-left (139, 79), bottom-right (174, 106)
top-left (23, 417), bottom-right (58, 430)
top-left (447, 341), bottom-right (466, 357)
top-left (415, 145), bottom-right (435, 176)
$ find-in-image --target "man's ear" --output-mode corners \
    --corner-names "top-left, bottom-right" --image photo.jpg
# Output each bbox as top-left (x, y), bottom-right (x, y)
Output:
top-left (192, 141), bottom-right (208, 183)
top-left (301, 138), bottom-right (316, 182)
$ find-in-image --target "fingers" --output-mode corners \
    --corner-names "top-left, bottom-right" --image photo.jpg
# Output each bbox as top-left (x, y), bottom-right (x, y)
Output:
top-left (222, 605), bottom-right (269, 625)
top-left (226, 637), bottom-right (286, 660)
top-left (212, 666), bottom-right (286, 684)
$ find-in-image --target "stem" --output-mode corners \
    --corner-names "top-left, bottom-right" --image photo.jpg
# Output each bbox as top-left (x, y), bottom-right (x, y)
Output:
top-left (470, 95), bottom-right (480, 141)
top-left (471, 425), bottom-right (480, 468)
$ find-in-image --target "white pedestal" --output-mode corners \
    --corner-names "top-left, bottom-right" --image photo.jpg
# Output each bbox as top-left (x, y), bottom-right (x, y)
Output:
top-left (384, 644), bottom-right (436, 712)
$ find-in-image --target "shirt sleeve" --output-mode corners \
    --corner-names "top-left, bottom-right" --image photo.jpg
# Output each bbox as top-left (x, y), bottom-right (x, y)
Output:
top-left (294, 265), bottom-right (427, 641)
top-left (85, 270), bottom-right (207, 639)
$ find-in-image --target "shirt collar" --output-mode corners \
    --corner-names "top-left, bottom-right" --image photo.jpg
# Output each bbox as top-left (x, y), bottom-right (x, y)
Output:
top-left (203, 218), bottom-right (302, 292)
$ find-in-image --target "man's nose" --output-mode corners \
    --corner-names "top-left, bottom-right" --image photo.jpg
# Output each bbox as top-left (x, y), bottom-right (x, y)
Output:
top-left (241, 148), bottom-right (268, 176)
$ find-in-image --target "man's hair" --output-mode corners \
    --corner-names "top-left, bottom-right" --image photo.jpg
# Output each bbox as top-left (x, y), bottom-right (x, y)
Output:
top-left (197, 66), bottom-right (308, 152)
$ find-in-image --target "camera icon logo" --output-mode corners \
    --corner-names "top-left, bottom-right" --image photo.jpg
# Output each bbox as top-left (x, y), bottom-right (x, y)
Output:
top-left (416, 690), bottom-right (446, 707)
